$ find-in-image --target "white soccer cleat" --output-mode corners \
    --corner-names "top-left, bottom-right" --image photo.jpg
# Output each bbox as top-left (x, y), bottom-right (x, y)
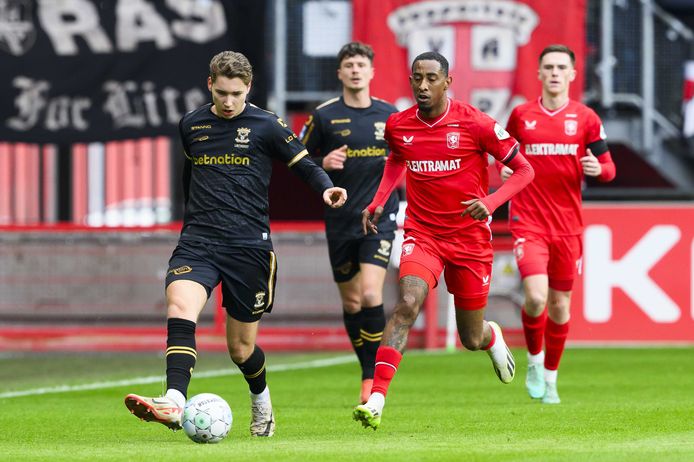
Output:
top-left (250, 400), bottom-right (275, 437)
top-left (542, 381), bottom-right (561, 404)
top-left (526, 362), bottom-right (546, 399)
top-left (486, 321), bottom-right (516, 384)
top-left (124, 393), bottom-right (183, 430)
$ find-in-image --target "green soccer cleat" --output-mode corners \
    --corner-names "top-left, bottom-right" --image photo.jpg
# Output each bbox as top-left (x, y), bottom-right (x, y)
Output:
top-left (353, 403), bottom-right (381, 430)
top-left (124, 394), bottom-right (183, 430)
top-left (542, 381), bottom-right (561, 404)
top-left (526, 362), bottom-right (546, 399)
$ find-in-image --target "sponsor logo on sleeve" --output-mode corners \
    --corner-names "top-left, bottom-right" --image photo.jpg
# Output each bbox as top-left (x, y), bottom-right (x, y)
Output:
top-left (494, 123), bottom-right (510, 140)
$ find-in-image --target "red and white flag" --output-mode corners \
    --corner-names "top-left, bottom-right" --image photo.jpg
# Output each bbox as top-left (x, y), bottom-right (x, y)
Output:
top-left (684, 59), bottom-right (694, 138)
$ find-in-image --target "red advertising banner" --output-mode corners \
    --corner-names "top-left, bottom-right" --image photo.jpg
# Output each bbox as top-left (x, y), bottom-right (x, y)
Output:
top-left (352, 0), bottom-right (586, 123)
top-left (573, 204), bottom-right (694, 343)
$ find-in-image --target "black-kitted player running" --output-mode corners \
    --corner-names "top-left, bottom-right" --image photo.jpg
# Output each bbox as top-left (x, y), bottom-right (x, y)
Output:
top-left (125, 51), bottom-right (347, 437)
top-left (300, 42), bottom-right (399, 404)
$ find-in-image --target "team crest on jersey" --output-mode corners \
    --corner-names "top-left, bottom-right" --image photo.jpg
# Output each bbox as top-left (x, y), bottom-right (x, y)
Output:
top-left (374, 122), bottom-right (386, 140)
top-left (446, 132), bottom-right (460, 149)
top-left (513, 237), bottom-right (525, 261)
top-left (564, 120), bottom-right (578, 136)
top-left (377, 240), bottom-right (392, 257)
top-left (254, 291), bottom-right (266, 309)
top-left (235, 127), bottom-right (251, 144)
top-left (402, 243), bottom-right (415, 257)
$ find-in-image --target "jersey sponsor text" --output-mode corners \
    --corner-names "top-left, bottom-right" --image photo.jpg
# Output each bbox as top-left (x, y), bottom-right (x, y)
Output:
top-left (524, 143), bottom-right (579, 155)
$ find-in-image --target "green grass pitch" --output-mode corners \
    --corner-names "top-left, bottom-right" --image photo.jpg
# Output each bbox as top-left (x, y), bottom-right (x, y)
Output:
top-left (0, 348), bottom-right (692, 461)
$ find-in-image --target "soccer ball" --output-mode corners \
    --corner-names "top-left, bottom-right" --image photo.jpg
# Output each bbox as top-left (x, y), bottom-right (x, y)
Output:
top-left (182, 393), bottom-right (233, 444)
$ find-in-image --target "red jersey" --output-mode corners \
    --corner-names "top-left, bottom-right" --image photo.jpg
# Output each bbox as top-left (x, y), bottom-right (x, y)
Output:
top-left (506, 98), bottom-right (608, 236)
top-left (384, 99), bottom-right (519, 243)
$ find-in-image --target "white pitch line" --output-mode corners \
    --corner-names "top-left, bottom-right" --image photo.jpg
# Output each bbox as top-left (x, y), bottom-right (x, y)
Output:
top-left (0, 354), bottom-right (356, 400)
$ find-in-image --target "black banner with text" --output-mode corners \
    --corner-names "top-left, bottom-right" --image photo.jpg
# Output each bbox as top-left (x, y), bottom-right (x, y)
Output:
top-left (0, 0), bottom-right (267, 143)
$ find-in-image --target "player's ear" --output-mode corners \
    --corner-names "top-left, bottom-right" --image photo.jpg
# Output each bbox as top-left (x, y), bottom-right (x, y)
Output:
top-left (444, 75), bottom-right (452, 90)
top-left (207, 76), bottom-right (213, 91)
top-left (569, 68), bottom-right (577, 82)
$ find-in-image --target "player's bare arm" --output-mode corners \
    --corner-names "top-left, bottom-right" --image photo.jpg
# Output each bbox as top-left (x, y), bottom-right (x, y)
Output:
top-left (461, 198), bottom-right (491, 221)
top-left (580, 148), bottom-right (602, 177)
top-left (324, 187), bottom-right (348, 208)
top-left (361, 206), bottom-right (383, 235)
top-left (322, 145), bottom-right (348, 171)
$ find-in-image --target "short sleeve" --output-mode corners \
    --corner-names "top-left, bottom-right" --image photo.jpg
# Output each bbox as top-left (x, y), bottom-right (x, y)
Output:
top-left (584, 109), bottom-right (607, 145)
top-left (266, 115), bottom-right (309, 166)
top-left (474, 110), bottom-right (519, 163)
top-left (299, 111), bottom-right (323, 156)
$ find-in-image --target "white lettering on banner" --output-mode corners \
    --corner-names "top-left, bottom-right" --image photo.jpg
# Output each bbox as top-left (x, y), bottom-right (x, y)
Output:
top-left (584, 225), bottom-right (682, 323)
top-left (5, 76), bottom-right (205, 132)
top-left (38, 0), bottom-right (114, 55)
top-left (37, 0), bottom-right (226, 56)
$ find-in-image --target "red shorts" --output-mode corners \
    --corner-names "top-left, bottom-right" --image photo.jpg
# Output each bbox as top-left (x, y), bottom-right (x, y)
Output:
top-left (512, 231), bottom-right (582, 291)
top-left (399, 229), bottom-right (493, 310)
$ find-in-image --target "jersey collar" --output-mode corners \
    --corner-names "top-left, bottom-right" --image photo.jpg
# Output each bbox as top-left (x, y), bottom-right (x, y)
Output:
top-left (537, 96), bottom-right (570, 117)
top-left (415, 98), bottom-right (451, 127)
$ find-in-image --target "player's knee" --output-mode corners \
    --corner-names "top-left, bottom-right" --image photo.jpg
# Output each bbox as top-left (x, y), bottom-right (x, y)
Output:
top-left (166, 298), bottom-right (196, 320)
top-left (524, 291), bottom-right (547, 313)
top-left (227, 342), bottom-right (254, 364)
top-left (548, 301), bottom-right (570, 324)
top-left (393, 295), bottom-right (420, 324)
top-left (360, 288), bottom-right (381, 308)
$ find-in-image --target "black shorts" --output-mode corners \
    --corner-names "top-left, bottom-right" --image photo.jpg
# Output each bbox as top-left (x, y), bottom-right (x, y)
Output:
top-left (327, 233), bottom-right (394, 283)
top-left (165, 241), bottom-right (277, 323)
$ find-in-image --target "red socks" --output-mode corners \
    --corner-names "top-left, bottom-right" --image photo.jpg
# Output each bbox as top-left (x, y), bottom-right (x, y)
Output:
top-left (545, 318), bottom-right (569, 371)
top-left (370, 346), bottom-right (403, 397)
top-left (521, 307), bottom-right (547, 355)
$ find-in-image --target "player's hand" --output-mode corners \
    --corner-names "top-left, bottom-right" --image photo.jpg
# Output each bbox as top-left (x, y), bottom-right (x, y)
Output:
top-left (361, 206), bottom-right (383, 235)
top-left (580, 148), bottom-right (602, 177)
top-left (324, 187), bottom-right (347, 208)
top-left (461, 198), bottom-right (490, 221)
top-left (500, 166), bottom-right (513, 182)
top-left (322, 145), bottom-right (348, 171)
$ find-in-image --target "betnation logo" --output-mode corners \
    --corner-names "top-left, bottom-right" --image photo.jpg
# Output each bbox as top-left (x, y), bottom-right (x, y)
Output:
top-left (192, 154), bottom-right (250, 166)
top-left (346, 146), bottom-right (386, 158)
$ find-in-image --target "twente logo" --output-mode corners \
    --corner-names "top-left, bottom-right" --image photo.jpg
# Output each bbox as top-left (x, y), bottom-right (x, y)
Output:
top-left (0, 0), bottom-right (36, 56)
top-left (564, 120), bottom-right (578, 136)
top-left (446, 132), bottom-right (460, 149)
top-left (235, 127), bottom-right (251, 144)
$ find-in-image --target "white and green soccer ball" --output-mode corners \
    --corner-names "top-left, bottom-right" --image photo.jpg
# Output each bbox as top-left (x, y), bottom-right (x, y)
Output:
top-left (182, 393), bottom-right (232, 444)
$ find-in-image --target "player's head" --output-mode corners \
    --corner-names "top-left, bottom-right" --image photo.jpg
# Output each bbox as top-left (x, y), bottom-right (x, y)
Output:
top-left (337, 42), bottom-right (375, 93)
top-left (538, 44), bottom-right (576, 98)
top-left (207, 51), bottom-right (253, 119)
top-left (409, 52), bottom-right (452, 115)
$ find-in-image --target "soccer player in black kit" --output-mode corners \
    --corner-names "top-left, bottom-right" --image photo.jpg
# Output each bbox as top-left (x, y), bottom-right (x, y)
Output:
top-left (124, 51), bottom-right (347, 437)
top-left (300, 42), bottom-right (399, 404)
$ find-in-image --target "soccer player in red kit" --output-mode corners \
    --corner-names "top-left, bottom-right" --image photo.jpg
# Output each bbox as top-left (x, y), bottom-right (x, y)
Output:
top-left (501, 44), bottom-right (616, 404)
top-left (352, 51), bottom-right (534, 430)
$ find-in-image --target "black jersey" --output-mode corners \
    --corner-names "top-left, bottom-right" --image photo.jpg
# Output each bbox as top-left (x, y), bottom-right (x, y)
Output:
top-left (300, 97), bottom-right (399, 240)
top-left (178, 103), bottom-right (331, 249)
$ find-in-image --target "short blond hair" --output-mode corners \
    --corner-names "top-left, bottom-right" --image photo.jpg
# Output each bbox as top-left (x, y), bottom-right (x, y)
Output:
top-left (209, 51), bottom-right (253, 85)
